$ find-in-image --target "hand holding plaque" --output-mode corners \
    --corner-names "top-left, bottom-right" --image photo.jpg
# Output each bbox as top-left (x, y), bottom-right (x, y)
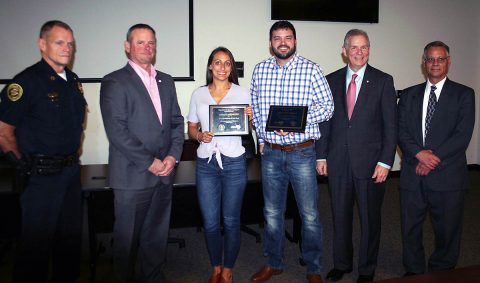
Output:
top-left (265, 105), bottom-right (308, 133)
top-left (209, 104), bottom-right (249, 136)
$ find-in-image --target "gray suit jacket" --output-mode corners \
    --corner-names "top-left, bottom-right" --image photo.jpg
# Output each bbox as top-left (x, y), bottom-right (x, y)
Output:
top-left (100, 64), bottom-right (184, 189)
top-left (398, 78), bottom-right (475, 191)
top-left (316, 65), bottom-right (398, 178)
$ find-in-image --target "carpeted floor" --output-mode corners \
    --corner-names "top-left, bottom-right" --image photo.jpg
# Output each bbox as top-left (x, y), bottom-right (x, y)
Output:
top-left (1, 171), bottom-right (479, 283)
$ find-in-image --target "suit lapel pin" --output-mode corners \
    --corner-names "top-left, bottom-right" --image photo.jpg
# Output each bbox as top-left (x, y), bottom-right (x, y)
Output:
top-left (158, 79), bottom-right (162, 83)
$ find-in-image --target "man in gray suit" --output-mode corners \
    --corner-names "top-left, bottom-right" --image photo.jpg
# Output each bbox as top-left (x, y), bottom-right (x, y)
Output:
top-left (100, 23), bottom-right (184, 283)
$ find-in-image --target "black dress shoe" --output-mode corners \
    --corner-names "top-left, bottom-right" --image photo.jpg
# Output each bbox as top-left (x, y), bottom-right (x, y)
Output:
top-left (403, 272), bottom-right (418, 277)
top-left (325, 269), bottom-right (351, 281)
top-left (357, 274), bottom-right (374, 283)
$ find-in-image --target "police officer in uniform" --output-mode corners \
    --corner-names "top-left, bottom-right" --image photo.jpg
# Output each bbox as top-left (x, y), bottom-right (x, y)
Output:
top-left (0, 20), bottom-right (86, 283)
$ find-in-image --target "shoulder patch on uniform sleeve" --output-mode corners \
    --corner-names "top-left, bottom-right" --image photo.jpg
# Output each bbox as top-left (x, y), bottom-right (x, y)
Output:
top-left (7, 83), bottom-right (23, 102)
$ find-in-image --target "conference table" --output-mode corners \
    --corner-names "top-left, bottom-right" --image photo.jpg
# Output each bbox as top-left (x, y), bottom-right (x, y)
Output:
top-left (0, 156), bottom-right (302, 283)
top-left (81, 158), bottom-right (266, 282)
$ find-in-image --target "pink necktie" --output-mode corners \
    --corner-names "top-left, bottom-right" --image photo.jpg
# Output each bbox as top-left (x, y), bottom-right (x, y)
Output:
top-left (346, 74), bottom-right (358, 119)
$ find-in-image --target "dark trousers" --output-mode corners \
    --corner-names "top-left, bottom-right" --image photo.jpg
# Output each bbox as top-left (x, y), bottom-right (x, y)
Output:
top-left (401, 186), bottom-right (465, 274)
top-left (328, 161), bottom-right (385, 276)
top-left (14, 165), bottom-right (82, 283)
top-left (112, 183), bottom-right (172, 283)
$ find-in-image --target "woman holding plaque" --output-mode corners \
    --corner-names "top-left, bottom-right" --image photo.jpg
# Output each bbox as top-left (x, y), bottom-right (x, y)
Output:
top-left (187, 47), bottom-right (251, 283)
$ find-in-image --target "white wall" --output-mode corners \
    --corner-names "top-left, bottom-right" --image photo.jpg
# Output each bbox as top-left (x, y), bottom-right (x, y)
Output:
top-left (0, 0), bottom-right (191, 79)
top-left (76, 0), bottom-right (480, 166)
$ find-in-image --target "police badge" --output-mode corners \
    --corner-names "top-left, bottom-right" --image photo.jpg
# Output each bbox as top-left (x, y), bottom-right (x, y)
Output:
top-left (7, 83), bottom-right (23, 102)
top-left (48, 92), bottom-right (60, 103)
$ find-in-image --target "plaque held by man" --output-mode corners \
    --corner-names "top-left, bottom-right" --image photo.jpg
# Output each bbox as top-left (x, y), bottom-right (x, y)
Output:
top-left (265, 105), bottom-right (308, 133)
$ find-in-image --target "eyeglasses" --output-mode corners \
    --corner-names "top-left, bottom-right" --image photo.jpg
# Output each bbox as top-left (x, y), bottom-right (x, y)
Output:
top-left (348, 45), bottom-right (369, 53)
top-left (424, 56), bottom-right (449, 64)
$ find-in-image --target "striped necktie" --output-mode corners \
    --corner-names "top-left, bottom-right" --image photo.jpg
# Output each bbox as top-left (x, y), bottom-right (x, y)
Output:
top-left (425, 85), bottom-right (437, 138)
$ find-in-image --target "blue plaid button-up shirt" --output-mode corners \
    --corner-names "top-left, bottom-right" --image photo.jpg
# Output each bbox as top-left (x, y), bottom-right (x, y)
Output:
top-left (251, 53), bottom-right (334, 145)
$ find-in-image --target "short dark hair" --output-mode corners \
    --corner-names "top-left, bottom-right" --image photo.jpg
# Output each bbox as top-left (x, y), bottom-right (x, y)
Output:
top-left (126, 23), bottom-right (156, 42)
top-left (206, 47), bottom-right (239, 86)
top-left (39, 20), bottom-right (73, 38)
top-left (423, 41), bottom-right (450, 58)
top-left (343, 29), bottom-right (370, 48)
top-left (269, 20), bottom-right (296, 40)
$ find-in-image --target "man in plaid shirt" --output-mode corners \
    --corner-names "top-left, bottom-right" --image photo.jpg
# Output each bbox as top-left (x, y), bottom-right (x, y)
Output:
top-left (250, 21), bottom-right (334, 283)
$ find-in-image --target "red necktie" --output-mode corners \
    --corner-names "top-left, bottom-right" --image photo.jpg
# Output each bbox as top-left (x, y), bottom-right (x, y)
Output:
top-left (346, 74), bottom-right (358, 119)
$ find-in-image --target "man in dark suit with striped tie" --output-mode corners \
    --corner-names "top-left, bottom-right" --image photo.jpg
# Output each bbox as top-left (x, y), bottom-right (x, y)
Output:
top-left (398, 41), bottom-right (475, 276)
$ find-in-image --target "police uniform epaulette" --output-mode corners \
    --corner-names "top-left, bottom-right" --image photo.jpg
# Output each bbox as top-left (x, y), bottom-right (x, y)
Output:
top-left (3, 60), bottom-right (53, 103)
top-left (1, 61), bottom-right (42, 103)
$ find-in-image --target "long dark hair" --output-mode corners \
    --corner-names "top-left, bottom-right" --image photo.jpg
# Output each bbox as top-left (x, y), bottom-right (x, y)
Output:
top-left (205, 47), bottom-right (239, 86)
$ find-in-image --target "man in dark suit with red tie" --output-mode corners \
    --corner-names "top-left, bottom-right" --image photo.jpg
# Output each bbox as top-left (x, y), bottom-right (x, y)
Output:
top-left (398, 41), bottom-right (475, 276)
top-left (316, 29), bottom-right (398, 283)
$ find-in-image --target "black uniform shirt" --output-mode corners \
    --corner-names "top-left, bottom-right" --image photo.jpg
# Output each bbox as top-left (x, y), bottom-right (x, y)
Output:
top-left (0, 59), bottom-right (87, 156)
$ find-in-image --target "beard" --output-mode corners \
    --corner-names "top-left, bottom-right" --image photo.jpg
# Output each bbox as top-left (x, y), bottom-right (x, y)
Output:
top-left (271, 44), bottom-right (296, 60)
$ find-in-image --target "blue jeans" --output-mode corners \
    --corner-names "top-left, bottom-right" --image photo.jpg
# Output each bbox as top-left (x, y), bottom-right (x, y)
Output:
top-left (196, 153), bottom-right (247, 268)
top-left (261, 144), bottom-right (323, 274)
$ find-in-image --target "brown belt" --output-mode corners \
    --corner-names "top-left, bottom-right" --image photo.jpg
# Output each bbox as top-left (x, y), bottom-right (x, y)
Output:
top-left (266, 140), bottom-right (314, 152)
